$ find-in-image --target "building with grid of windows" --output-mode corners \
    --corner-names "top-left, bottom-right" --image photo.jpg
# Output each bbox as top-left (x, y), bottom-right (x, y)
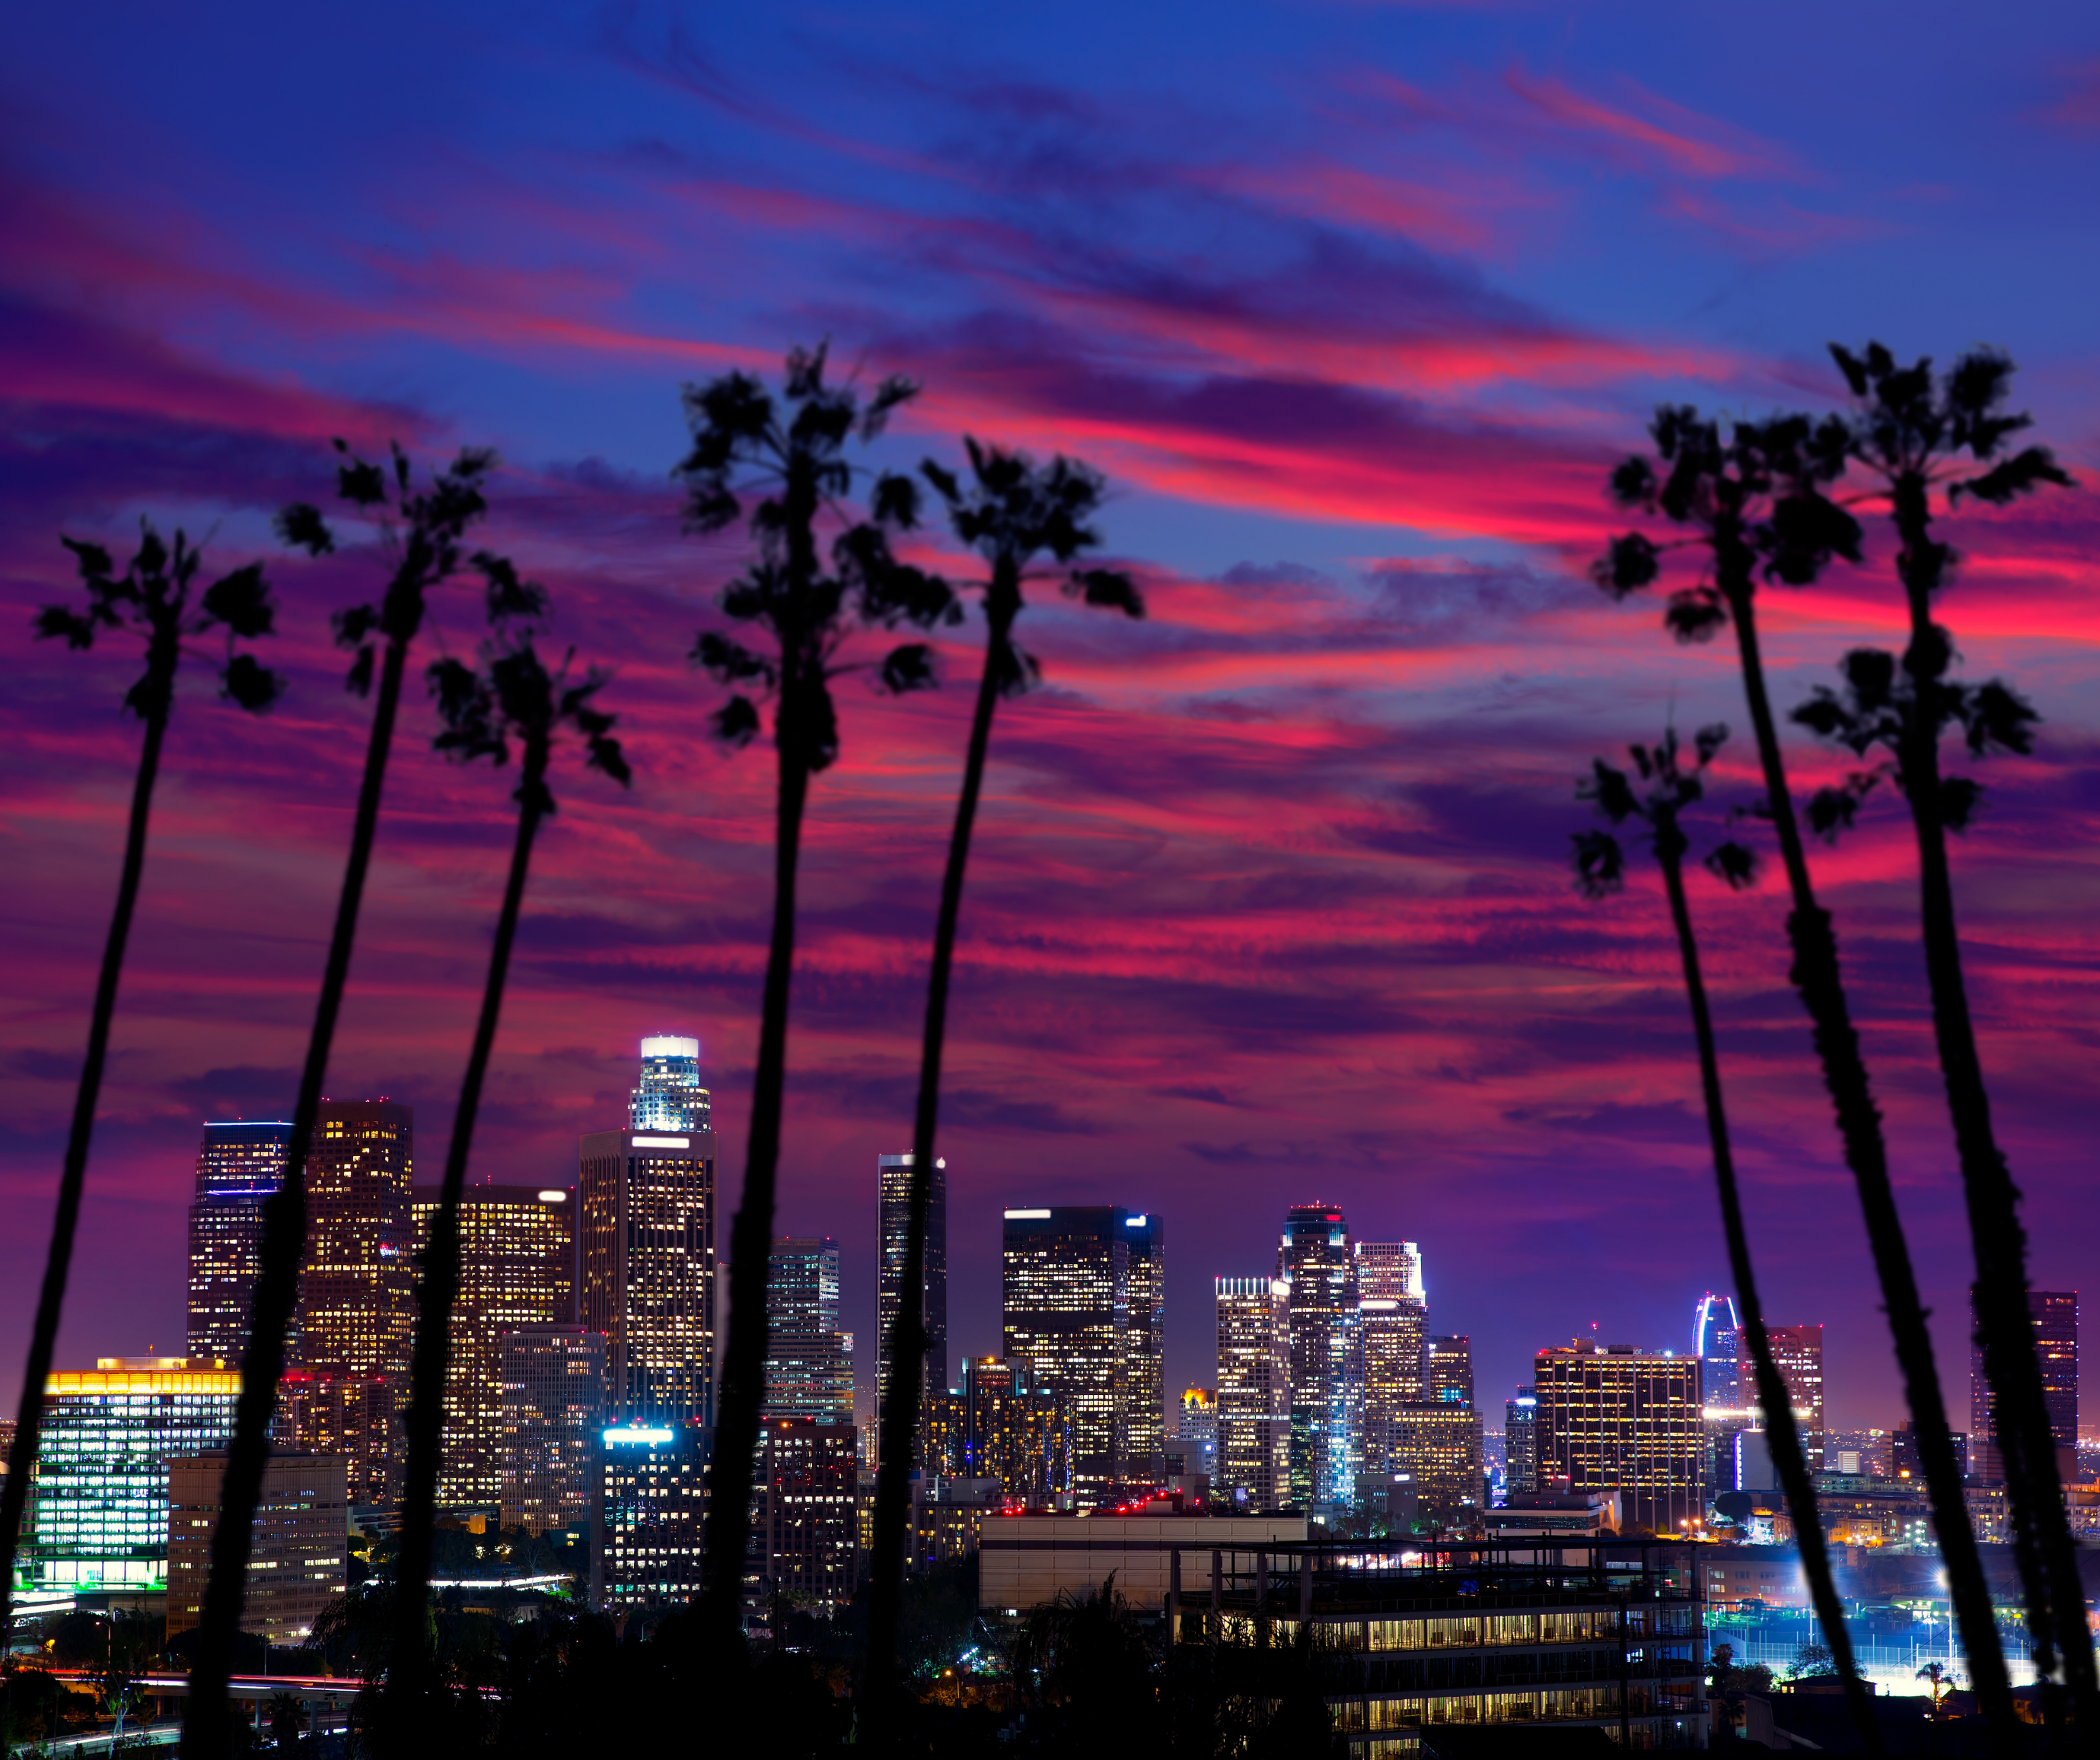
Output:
top-left (31, 1358), bottom-right (239, 1591)
top-left (1121, 1214), bottom-right (1166, 1482)
top-left (297, 1100), bottom-right (415, 1382)
top-left (1505, 1387), bottom-right (1539, 1496)
top-left (1754, 1323), bottom-right (1825, 1472)
top-left (1214, 1276), bottom-right (1290, 1511)
top-left (758, 1416), bottom-right (858, 1608)
top-left (593, 1421), bottom-right (709, 1609)
top-left (186, 1120), bottom-right (293, 1366)
top-left (409, 1183), bottom-right (575, 1508)
top-left (500, 1324), bottom-right (606, 1536)
top-left (1423, 1336), bottom-right (1474, 1408)
top-left (876, 1153), bottom-right (948, 1452)
top-left (277, 1369), bottom-right (400, 1509)
top-left (1971, 1288), bottom-right (2077, 1486)
top-left (578, 1126), bottom-right (716, 1426)
top-left (1358, 1241), bottom-right (1427, 1431)
top-left (1532, 1343), bottom-right (1705, 1534)
top-left (167, 1451), bottom-right (347, 1641)
top-left (1377, 1401), bottom-right (1485, 1527)
top-left (764, 1236), bottom-right (854, 1421)
top-left (1279, 1204), bottom-right (1359, 1510)
top-left (630, 1034), bottom-right (710, 1133)
top-left (923, 1356), bottom-right (1072, 1504)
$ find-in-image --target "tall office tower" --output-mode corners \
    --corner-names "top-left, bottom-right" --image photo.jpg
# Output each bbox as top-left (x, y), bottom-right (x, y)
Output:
top-left (630, 1034), bottom-right (710, 1132)
top-left (758, 1417), bottom-right (860, 1608)
top-left (1121, 1213), bottom-right (1166, 1479)
top-left (277, 1371), bottom-right (401, 1508)
top-left (1532, 1342), bottom-right (1706, 1533)
top-left (1695, 1293), bottom-right (1743, 1411)
top-left (765, 1236), bottom-right (854, 1421)
top-left (500, 1325), bottom-right (606, 1536)
top-left (1385, 1403), bottom-right (1484, 1526)
top-left (1358, 1242), bottom-right (1427, 1418)
top-left (924, 1357), bottom-right (1073, 1504)
top-left (297, 1100), bottom-right (415, 1381)
top-left (1758, 1324), bottom-right (1826, 1471)
top-left (33, 1357), bottom-right (240, 1591)
top-left (1971, 1288), bottom-right (2078, 1484)
top-left (1279, 1204), bottom-right (1359, 1508)
top-left (187, 1120), bottom-right (293, 1364)
top-left (876, 1154), bottom-right (949, 1422)
top-left (1505, 1387), bottom-right (1539, 1496)
top-left (1176, 1387), bottom-right (1219, 1478)
top-left (167, 1453), bottom-right (347, 1644)
top-left (1424, 1336), bottom-right (1475, 1406)
top-left (578, 1120), bottom-right (717, 1425)
top-left (408, 1184), bottom-right (576, 1506)
top-left (1214, 1276), bottom-right (1291, 1511)
top-left (1003, 1208), bottom-right (1130, 1502)
top-left (594, 1421), bottom-right (710, 1609)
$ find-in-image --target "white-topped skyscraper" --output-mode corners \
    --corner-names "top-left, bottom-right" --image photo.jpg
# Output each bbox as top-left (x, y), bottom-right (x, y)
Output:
top-left (630, 1035), bottom-right (710, 1133)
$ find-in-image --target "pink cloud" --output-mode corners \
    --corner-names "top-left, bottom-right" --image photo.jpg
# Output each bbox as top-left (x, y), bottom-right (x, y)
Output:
top-left (1505, 66), bottom-right (1796, 182)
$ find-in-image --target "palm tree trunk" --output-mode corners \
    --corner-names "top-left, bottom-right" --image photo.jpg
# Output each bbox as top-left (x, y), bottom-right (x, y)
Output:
top-left (0, 684), bottom-right (170, 1647)
top-left (865, 610), bottom-right (1010, 1701)
top-left (391, 756), bottom-right (548, 1693)
top-left (1888, 491), bottom-right (2096, 1721)
top-left (698, 698), bottom-right (812, 1653)
top-left (1722, 572), bottom-right (2016, 1744)
top-left (1656, 834), bottom-right (1881, 1754)
top-left (182, 632), bottom-right (412, 1760)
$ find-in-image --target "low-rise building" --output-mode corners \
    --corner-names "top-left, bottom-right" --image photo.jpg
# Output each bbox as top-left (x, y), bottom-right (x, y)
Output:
top-left (167, 1452), bottom-right (348, 1643)
top-left (980, 1508), bottom-right (1305, 1614)
top-left (1701, 1543), bottom-right (1808, 1610)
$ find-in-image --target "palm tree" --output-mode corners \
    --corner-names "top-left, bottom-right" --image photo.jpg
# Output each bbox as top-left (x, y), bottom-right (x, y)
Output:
top-left (1798, 341), bottom-right (2093, 1725)
top-left (674, 345), bottom-right (953, 1654)
top-left (863, 441), bottom-right (1142, 1704)
top-left (1573, 725), bottom-right (1879, 1754)
top-left (0, 527), bottom-right (278, 1649)
top-left (387, 617), bottom-right (631, 1716)
top-left (182, 442), bottom-right (510, 1759)
top-left (1594, 409), bottom-right (2016, 1740)
top-left (1918, 1659), bottom-right (1949, 1721)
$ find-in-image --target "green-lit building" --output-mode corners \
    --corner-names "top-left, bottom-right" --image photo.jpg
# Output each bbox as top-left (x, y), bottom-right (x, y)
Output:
top-left (33, 1357), bottom-right (240, 1591)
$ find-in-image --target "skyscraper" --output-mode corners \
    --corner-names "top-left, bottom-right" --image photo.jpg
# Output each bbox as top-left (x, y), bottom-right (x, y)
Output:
top-left (1357, 1241), bottom-right (1427, 1418)
top-left (1505, 1386), bottom-right (1539, 1496)
top-left (1121, 1212), bottom-right (1166, 1479)
top-left (409, 1183), bottom-right (576, 1506)
top-left (500, 1324), bottom-right (606, 1536)
top-left (630, 1034), bottom-right (710, 1133)
top-left (758, 1416), bottom-right (859, 1609)
top-left (1003, 1207), bottom-right (1131, 1502)
top-left (923, 1357), bottom-right (1072, 1504)
top-left (1385, 1402), bottom-right (1483, 1526)
top-left (1215, 1276), bottom-right (1290, 1510)
top-left (1695, 1293), bottom-right (1742, 1411)
top-left (765, 1236), bottom-right (854, 1421)
top-left (1424, 1336), bottom-right (1474, 1406)
top-left (1758, 1325), bottom-right (1826, 1471)
top-left (1279, 1204), bottom-right (1358, 1508)
top-left (595, 1421), bottom-right (709, 1609)
top-left (1971, 1288), bottom-right (2077, 1484)
top-left (1532, 1342), bottom-right (1705, 1533)
top-left (876, 1153), bottom-right (949, 1419)
top-left (297, 1100), bottom-right (415, 1381)
top-left (187, 1120), bottom-right (293, 1365)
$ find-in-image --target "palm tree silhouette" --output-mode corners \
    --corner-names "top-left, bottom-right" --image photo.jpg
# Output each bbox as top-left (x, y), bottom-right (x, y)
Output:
top-left (1573, 725), bottom-right (1879, 1754)
top-left (863, 441), bottom-right (1142, 1705)
top-left (1918, 1659), bottom-right (1948, 1721)
top-left (387, 613), bottom-right (631, 1717)
top-left (673, 345), bottom-right (953, 1654)
top-left (1797, 341), bottom-right (2093, 1726)
top-left (1593, 408), bottom-right (2016, 1738)
top-left (0, 527), bottom-right (279, 1648)
top-left (183, 441), bottom-right (514, 1759)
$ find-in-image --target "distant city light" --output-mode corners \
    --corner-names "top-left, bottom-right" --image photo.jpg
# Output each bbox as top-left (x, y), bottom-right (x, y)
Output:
top-left (1004, 1208), bottom-right (1051, 1220)
top-left (1125, 1215), bottom-right (1148, 1228)
top-left (537, 1189), bottom-right (569, 1203)
top-left (630, 1135), bottom-right (689, 1149)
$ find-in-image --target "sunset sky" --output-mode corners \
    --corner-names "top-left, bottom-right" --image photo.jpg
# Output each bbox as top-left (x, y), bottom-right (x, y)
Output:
top-left (4, 1), bottom-right (2099, 1433)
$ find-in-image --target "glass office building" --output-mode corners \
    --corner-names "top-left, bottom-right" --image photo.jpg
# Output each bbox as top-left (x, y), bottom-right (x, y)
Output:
top-left (187, 1120), bottom-right (293, 1365)
top-left (630, 1035), bottom-right (710, 1133)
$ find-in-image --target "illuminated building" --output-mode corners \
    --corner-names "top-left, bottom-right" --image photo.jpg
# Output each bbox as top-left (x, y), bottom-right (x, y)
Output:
top-left (1694, 1292), bottom-right (1741, 1411)
top-left (578, 1125), bottom-right (716, 1425)
top-left (630, 1033), bottom-right (710, 1133)
top-left (1532, 1342), bottom-right (1705, 1533)
top-left (1424, 1336), bottom-right (1474, 1407)
top-left (1279, 1203), bottom-right (1358, 1508)
top-left (1122, 1213), bottom-right (1166, 1480)
top-left (32, 1358), bottom-right (239, 1591)
top-left (1505, 1387), bottom-right (1538, 1496)
top-left (923, 1357), bottom-right (1071, 1504)
top-left (500, 1324), bottom-right (606, 1536)
top-left (1358, 1241), bottom-right (1427, 1425)
top-left (167, 1452), bottom-right (347, 1642)
top-left (1214, 1276), bottom-right (1290, 1511)
top-left (1382, 1401), bottom-right (1484, 1526)
top-left (757, 1417), bottom-right (858, 1608)
top-left (185, 1120), bottom-right (292, 1364)
top-left (1971, 1288), bottom-right (2077, 1485)
top-left (298, 1100), bottom-right (415, 1386)
top-left (1757, 1325), bottom-right (1825, 1471)
top-left (593, 1421), bottom-right (709, 1609)
top-left (764, 1236), bottom-right (853, 1421)
top-left (876, 1153), bottom-right (948, 1435)
top-left (410, 1183), bottom-right (575, 1508)
top-left (277, 1371), bottom-right (400, 1508)
top-left (1174, 1387), bottom-right (1219, 1478)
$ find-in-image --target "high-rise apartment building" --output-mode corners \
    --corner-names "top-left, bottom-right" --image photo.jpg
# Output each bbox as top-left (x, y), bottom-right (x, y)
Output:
top-left (578, 1108), bottom-right (717, 1426)
top-left (630, 1034), bottom-right (710, 1133)
top-left (594, 1421), bottom-right (709, 1609)
top-left (410, 1184), bottom-right (576, 1508)
top-left (167, 1452), bottom-right (347, 1643)
top-left (500, 1325), bottom-right (606, 1536)
top-left (1505, 1386), bottom-right (1539, 1496)
top-left (1971, 1288), bottom-right (2078, 1485)
top-left (1279, 1204), bottom-right (1358, 1508)
top-left (1424, 1336), bottom-right (1474, 1407)
top-left (1758, 1325), bottom-right (1826, 1471)
top-left (1215, 1276), bottom-right (1290, 1511)
top-left (1003, 1207), bottom-right (1133, 1502)
top-left (298, 1100), bottom-right (415, 1381)
top-left (1532, 1343), bottom-right (1705, 1533)
top-left (765, 1237), bottom-right (854, 1422)
top-left (924, 1356), bottom-right (1072, 1505)
top-left (187, 1120), bottom-right (292, 1366)
top-left (758, 1417), bottom-right (859, 1609)
top-left (34, 1358), bottom-right (240, 1591)
top-left (876, 1154), bottom-right (949, 1421)
top-left (1122, 1213), bottom-right (1166, 1479)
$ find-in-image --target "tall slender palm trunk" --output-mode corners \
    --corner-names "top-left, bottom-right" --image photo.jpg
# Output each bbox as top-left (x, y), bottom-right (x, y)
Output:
top-left (1655, 830), bottom-right (1880, 1754)
top-left (0, 680), bottom-right (170, 1647)
top-left (391, 756), bottom-right (548, 1686)
top-left (865, 605), bottom-right (1011, 1703)
top-left (183, 635), bottom-right (412, 1760)
top-left (1720, 562), bottom-right (2015, 1741)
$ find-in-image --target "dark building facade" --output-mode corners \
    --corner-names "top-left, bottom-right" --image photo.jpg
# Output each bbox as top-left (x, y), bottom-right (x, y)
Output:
top-left (595, 1421), bottom-right (709, 1609)
top-left (500, 1323), bottom-right (605, 1536)
top-left (186, 1120), bottom-right (293, 1366)
top-left (876, 1153), bottom-right (949, 1430)
top-left (758, 1417), bottom-right (858, 1608)
top-left (1505, 1386), bottom-right (1539, 1496)
top-left (1971, 1287), bottom-right (2078, 1484)
top-left (765, 1236), bottom-right (853, 1421)
top-left (923, 1356), bottom-right (1072, 1504)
